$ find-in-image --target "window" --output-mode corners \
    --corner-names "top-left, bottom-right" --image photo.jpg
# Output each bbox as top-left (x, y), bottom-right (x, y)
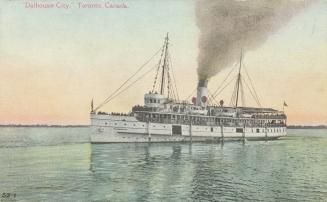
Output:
top-left (211, 127), bottom-right (213, 132)
top-left (256, 129), bottom-right (260, 133)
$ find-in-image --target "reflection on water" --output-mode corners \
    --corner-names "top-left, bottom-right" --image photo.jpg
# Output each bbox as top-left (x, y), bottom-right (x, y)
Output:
top-left (0, 128), bottom-right (327, 201)
top-left (89, 137), bottom-right (327, 201)
top-left (90, 143), bottom-right (190, 201)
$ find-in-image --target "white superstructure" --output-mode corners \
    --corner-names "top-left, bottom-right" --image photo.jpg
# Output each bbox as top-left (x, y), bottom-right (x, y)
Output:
top-left (90, 34), bottom-right (287, 143)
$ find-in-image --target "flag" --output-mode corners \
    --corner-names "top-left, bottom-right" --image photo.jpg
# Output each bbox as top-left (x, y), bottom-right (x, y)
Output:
top-left (283, 101), bottom-right (288, 107)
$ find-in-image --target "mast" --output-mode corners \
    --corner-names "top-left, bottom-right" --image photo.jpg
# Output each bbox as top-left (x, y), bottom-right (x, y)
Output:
top-left (235, 49), bottom-right (243, 108)
top-left (160, 33), bottom-right (169, 95)
top-left (91, 98), bottom-right (94, 113)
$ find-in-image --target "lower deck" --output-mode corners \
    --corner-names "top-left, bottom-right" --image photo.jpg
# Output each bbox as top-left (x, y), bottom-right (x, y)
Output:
top-left (90, 114), bottom-right (286, 143)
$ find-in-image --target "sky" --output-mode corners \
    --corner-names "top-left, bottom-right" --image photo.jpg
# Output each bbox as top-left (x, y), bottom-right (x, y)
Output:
top-left (0, 0), bottom-right (326, 125)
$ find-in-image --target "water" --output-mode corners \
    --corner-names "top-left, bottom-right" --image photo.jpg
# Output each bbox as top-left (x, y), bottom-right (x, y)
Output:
top-left (0, 127), bottom-right (326, 201)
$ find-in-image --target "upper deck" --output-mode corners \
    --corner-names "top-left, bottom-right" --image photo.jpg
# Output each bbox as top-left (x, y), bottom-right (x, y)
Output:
top-left (128, 100), bottom-right (287, 128)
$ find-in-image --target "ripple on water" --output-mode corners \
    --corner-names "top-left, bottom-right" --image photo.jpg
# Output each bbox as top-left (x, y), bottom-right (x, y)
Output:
top-left (1, 128), bottom-right (327, 201)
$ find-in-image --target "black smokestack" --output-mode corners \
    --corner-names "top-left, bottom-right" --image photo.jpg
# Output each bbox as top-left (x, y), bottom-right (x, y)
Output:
top-left (197, 79), bottom-right (208, 88)
top-left (196, 0), bottom-right (313, 81)
top-left (196, 79), bottom-right (208, 106)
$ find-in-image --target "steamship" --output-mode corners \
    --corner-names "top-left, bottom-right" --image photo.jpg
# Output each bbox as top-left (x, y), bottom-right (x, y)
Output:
top-left (90, 34), bottom-right (287, 143)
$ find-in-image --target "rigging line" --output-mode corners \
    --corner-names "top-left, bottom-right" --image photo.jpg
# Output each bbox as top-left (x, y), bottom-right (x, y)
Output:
top-left (244, 65), bottom-right (260, 104)
top-left (166, 56), bottom-right (174, 100)
top-left (230, 74), bottom-right (241, 107)
top-left (240, 79), bottom-right (245, 107)
top-left (167, 64), bottom-right (172, 99)
top-left (168, 72), bottom-right (177, 101)
top-left (96, 49), bottom-right (162, 111)
top-left (171, 80), bottom-right (178, 101)
top-left (184, 88), bottom-right (197, 101)
top-left (243, 64), bottom-right (261, 106)
top-left (208, 90), bottom-right (213, 105)
top-left (169, 72), bottom-right (177, 101)
top-left (95, 46), bottom-right (163, 111)
top-left (152, 45), bottom-right (166, 92)
top-left (229, 80), bottom-right (238, 107)
top-left (170, 82), bottom-right (177, 101)
top-left (208, 89), bottom-right (219, 106)
top-left (209, 89), bottom-right (219, 105)
top-left (213, 74), bottom-right (238, 99)
top-left (244, 76), bottom-right (261, 107)
top-left (101, 64), bottom-right (158, 106)
top-left (168, 53), bottom-right (178, 101)
top-left (168, 51), bottom-right (180, 101)
top-left (239, 77), bottom-right (243, 106)
top-left (168, 82), bottom-right (173, 100)
top-left (242, 77), bottom-right (261, 107)
top-left (212, 63), bottom-right (238, 97)
top-left (244, 77), bottom-right (261, 107)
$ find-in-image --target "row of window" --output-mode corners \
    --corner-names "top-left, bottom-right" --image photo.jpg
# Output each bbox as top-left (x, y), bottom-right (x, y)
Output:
top-left (104, 121), bottom-right (285, 133)
top-left (146, 99), bottom-right (162, 104)
top-left (120, 136), bottom-right (176, 141)
top-left (203, 127), bottom-right (285, 133)
top-left (141, 113), bottom-right (283, 124)
top-left (107, 122), bottom-right (169, 129)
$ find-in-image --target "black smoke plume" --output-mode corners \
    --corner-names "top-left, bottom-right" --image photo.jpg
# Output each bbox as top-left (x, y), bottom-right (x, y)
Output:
top-left (196, 0), bottom-right (313, 80)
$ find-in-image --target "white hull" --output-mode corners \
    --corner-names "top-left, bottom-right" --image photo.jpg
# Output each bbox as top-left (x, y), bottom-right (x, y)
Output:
top-left (90, 114), bottom-right (286, 143)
